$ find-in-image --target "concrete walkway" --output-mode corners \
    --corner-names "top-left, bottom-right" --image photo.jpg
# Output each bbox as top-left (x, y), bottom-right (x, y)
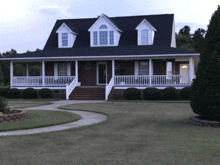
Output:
top-left (0, 100), bottom-right (108, 136)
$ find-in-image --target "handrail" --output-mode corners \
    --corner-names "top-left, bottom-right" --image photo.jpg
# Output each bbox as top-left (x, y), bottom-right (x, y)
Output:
top-left (105, 77), bottom-right (114, 100)
top-left (66, 77), bottom-right (80, 100)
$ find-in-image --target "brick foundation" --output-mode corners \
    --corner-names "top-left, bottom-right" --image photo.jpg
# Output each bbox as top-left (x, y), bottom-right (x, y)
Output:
top-left (0, 110), bottom-right (28, 124)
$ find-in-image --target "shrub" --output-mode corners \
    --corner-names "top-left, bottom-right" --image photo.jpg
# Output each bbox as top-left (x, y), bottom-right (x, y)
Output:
top-left (123, 88), bottom-right (141, 100)
top-left (0, 87), bottom-right (9, 97)
top-left (162, 87), bottom-right (180, 100)
top-left (6, 88), bottom-right (21, 99)
top-left (190, 6), bottom-right (220, 120)
top-left (143, 88), bottom-right (161, 100)
top-left (180, 86), bottom-right (192, 100)
top-left (39, 88), bottom-right (53, 98)
top-left (22, 88), bottom-right (38, 99)
top-left (0, 96), bottom-right (8, 111)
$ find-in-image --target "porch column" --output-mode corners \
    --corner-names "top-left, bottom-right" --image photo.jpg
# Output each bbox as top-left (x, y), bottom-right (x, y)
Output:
top-left (149, 59), bottom-right (152, 86)
top-left (112, 60), bottom-right (115, 77)
top-left (189, 57), bottom-right (194, 84)
top-left (26, 63), bottom-right (29, 76)
top-left (10, 61), bottom-right (13, 87)
top-left (75, 60), bottom-right (78, 82)
top-left (42, 61), bottom-right (45, 86)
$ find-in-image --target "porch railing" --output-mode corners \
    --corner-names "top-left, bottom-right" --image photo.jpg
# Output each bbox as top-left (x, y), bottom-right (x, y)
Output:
top-left (12, 76), bottom-right (75, 87)
top-left (66, 77), bottom-right (80, 100)
top-left (115, 75), bottom-right (150, 86)
top-left (114, 75), bottom-right (189, 86)
top-left (12, 76), bottom-right (42, 86)
top-left (105, 77), bottom-right (114, 100)
top-left (45, 76), bottom-right (75, 86)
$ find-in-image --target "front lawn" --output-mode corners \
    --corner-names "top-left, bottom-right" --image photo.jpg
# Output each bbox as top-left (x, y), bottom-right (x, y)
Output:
top-left (0, 101), bottom-right (220, 165)
top-left (0, 110), bottom-right (81, 131)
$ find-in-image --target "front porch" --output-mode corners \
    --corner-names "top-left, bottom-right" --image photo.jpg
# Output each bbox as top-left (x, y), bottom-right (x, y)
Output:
top-left (10, 57), bottom-right (195, 100)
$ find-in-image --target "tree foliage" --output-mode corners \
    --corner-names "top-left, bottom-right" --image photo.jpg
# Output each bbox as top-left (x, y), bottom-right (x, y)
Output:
top-left (190, 6), bottom-right (220, 120)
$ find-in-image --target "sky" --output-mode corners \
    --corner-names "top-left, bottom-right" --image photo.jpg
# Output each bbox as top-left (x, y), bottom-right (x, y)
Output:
top-left (0, 0), bottom-right (219, 54)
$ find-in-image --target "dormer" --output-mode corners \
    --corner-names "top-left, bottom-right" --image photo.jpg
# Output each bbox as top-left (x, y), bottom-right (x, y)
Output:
top-left (56, 23), bottom-right (78, 48)
top-left (135, 19), bottom-right (157, 46)
top-left (88, 14), bottom-right (122, 47)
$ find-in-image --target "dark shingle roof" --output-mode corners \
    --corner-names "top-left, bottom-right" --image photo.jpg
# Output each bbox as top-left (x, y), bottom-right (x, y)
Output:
top-left (44, 14), bottom-right (175, 49)
top-left (4, 46), bottom-right (198, 59)
top-left (3, 14), bottom-right (199, 59)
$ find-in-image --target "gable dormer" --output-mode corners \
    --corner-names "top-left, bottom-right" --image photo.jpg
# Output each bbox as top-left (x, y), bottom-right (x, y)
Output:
top-left (56, 23), bottom-right (78, 48)
top-left (88, 14), bottom-right (122, 47)
top-left (135, 19), bottom-right (157, 46)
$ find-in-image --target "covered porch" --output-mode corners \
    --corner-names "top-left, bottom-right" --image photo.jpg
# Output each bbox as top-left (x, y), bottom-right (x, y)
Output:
top-left (10, 56), bottom-right (196, 100)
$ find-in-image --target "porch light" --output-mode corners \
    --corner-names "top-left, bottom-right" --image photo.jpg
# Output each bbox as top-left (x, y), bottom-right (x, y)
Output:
top-left (182, 65), bottom-right (188, 69)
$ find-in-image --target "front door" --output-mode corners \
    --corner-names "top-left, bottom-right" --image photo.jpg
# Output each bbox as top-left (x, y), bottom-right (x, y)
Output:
top-left (97, 62), bottom-right (107, 85)
top-left (180, 64), bottom-right (189, 83)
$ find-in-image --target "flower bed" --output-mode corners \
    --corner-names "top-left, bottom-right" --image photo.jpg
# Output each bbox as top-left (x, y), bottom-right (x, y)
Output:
top-left (0, 110), bottom-right (28, 124)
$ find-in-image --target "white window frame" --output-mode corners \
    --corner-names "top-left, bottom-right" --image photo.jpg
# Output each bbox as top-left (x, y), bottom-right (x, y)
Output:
top-left (92, 24), bottom-right (115, 46)
top-left (139, 61), bottom-right (149, 75)
top-left (62, 33), bottom-right (68, 47)
top-left (141, 30), bottom-right (148, 45)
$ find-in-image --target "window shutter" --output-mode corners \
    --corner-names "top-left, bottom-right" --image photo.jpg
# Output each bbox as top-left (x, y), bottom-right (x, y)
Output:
top-left (54, 63), bottom-right (58, 80)
top-left (67, 63), bottom-right (71, 76)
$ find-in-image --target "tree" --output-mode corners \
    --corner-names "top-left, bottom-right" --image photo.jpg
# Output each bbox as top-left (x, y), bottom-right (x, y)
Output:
top-left (190, 5), bottom-right (220, 120)
top-left (176, 26), bottom-right (195, 51)
top-left (192, 28), bottom-right (206, 53)
top-left (0, 49), bottom-right (17, 85)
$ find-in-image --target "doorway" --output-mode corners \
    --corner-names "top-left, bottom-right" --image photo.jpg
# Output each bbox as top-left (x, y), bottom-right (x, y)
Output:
top-left (97, 62), bottom-right (107, 85)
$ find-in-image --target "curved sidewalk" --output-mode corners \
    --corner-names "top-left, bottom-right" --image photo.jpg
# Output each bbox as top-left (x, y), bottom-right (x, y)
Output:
top-left (0, 100), bottom-right (108, 136)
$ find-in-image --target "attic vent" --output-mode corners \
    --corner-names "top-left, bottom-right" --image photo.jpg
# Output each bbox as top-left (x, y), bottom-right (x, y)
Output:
top-left (100, 24), bottom-right (107, 29)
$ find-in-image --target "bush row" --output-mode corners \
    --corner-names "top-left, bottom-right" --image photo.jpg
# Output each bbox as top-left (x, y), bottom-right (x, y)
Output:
top-left (123, 86), bottom-right (192, 100)
top-left (0, 88), bottom-right (53, 99)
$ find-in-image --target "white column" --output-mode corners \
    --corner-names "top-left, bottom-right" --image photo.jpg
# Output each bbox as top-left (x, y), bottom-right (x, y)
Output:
top-left (75, 60), bottom-right (78, 82)
top-left (112, 60), bottom-right (115, 77)
top-left (26, 63), bottom-right (29, 76)
top-left (189, 57), bottom-right (194, 84)
top-left (10, 61), bottom-right (13, 87)
top-left (42, 61), bottom-right (45, 86)
top-left (149, 59), bottom-right (152, 86)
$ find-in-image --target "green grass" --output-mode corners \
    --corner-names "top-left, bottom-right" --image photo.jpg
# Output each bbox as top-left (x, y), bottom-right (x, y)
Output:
top-left (1, 101), bottom-right (220, 165)
top-left (0, 110), bottom-right (81, 131)
top-left (7, 98), bottom-right (59, 108)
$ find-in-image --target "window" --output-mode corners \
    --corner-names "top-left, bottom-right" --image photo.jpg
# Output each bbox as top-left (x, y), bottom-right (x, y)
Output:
top-left (99, 31), bottom-right (108, 45)
top-left (93, 31), bottom-right (98, 45)
top-left (92, 24), bottom-right (115, 46)
top-left (100, 24), bottom-right (107, 29)
top-left (141, 30), bottom-right (148, 45)
top-left (62, 33), bottom-right (68, 46)
top-left (110, 31), bottom-right (114, 45)
top-left (139, 62), bottom-right (149, 75)
top-left (59, 63), bottom-right (67, 76)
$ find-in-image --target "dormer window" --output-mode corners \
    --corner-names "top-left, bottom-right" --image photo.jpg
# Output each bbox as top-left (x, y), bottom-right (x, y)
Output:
top-left (91, 24), bottom-right (115, 46)
top-left (136, 19), bottom-right (157, 46)
top-left (62, 33), bottom-right (68, 46)
top-left (88, 14), bottom-right (122, 47)
top-left (56, 23), bottom-right (78, 48)
top-left (141, 30), bottom-right (148, 45)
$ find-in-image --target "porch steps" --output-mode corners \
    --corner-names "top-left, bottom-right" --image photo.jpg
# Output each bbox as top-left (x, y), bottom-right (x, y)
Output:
top-left (69, 86), bottom-right (105, 100)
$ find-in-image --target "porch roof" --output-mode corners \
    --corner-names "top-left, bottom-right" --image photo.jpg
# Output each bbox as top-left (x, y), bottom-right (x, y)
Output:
top-left (2, 46), bottom-right (199, 61)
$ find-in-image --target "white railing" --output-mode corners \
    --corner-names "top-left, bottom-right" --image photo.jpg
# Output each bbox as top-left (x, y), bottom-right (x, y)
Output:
top-left (105, 77), bottom-right (114, 100)
top-left (115, 75), bottom-right (190, 86)
top-left (12, 76), bottom-right (75, 87)
top-left (45, 76), bottom-right (75, 86)
top-left (12, 76), bottom-right (42, 86)
top-left (66, 77), bottom-right (80, 100)
top-left (115, 75), bottom-right (150, 86)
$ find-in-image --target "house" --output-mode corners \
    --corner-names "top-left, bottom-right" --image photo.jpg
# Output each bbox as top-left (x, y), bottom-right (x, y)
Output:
top-left (1, 14), bottom-right (199, 100)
